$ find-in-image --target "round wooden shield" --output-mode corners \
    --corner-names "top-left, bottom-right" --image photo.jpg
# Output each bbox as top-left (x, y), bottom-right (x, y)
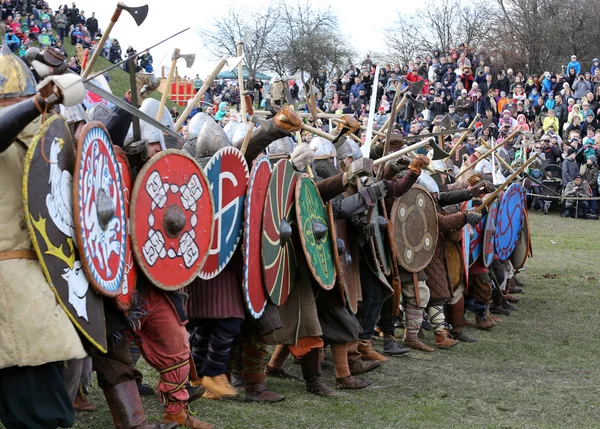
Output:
top-left (113, 147), bottom-right (136, 311)
top-left (495, 183), bottom-right (525, 261)
top-left (391, 184), bottom-right (438, 273)
top-left (73, 122), bottom-right (126, 297)
top-left (24, 115), bottom-right (106, 353)
top-left (131, 149), bottom-right (214, 290)
top-left (200, 147), bottom-right (249, 280)
top-left (243, 156), bottom-right (271, 319)
top-left (296, 174), bottom-right (336, 290)
top-left (446, 240), bottom-right (463, 290)
top-left (368, 201), bottom-right (392, 277)
top-left (509, 210), bottom-right (530, 270)
top-left (468, 212), bottom-right (486, 267)
top-left (483, 199), bottom-right (499, 267)
top-left (328, 204), bottom-right (361, 314)
top-left (262, 159), bottom-right (297, 306)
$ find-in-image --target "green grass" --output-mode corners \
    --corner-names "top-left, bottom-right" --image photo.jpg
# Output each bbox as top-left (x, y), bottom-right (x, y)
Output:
top-left (8, 212), bottom-right (600, 428)
top-left (62, 39), bottom-right (179, 112)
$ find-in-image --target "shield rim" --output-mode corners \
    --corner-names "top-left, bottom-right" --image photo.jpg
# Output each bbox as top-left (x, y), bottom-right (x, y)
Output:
top-left (23, 115), bottom-right (107, 353)
top-left (112, 146), bottom-right (136, 311)
top-left (199, 146), bottom-right (249, 280)
top-left (482, 198), bottom-right (499, 267)
top-left (243, 156), bottom-right (271, 319)
top-left (391, 184), bottom-right (439, 273)
top-left (327, 203), bottom-right (355, 312)
top-left (295, 174), bottom-right (336, 291)
top-left (367, 201), bottom-right (392, 276)
top-left (494, 183), bottom-right (525, 261)
top-left (73, 121), bottom-right (126, 297)
top-left (261, 159), bottom-right (297, 306)
top-left (130, 149), bottom-right (214, 290)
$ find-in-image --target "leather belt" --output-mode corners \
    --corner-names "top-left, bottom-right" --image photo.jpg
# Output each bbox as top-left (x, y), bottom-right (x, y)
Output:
top-left (0, 250), bottom-right (38, 262)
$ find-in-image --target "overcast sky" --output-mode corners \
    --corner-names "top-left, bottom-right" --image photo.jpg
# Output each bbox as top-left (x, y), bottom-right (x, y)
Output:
top-left (67, 0), bottom-right (418, 78)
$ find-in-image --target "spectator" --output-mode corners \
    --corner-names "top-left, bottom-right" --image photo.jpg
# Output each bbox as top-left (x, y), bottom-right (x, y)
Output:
top-left (55, 7), bottom-right (67, 40)
top-left (5, 27), bottom-right (20, 52)
top-left (561, 175), bottom-right (592, 218)
top-left (109, 39), bottom-right (122, 64)
top-left (567, 55), bottom-right (581, 76)
top-left (85, 12), bottom-right (98, 39)
top-left (39, 27), bottom-right (51, 47)
top-left (68, 2), bottom-right (79, 28)
top-left (562, 148), bottom-right (579, 185)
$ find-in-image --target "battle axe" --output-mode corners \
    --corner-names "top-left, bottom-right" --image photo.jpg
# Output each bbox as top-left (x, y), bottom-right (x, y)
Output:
top-left (83, 2), bottom-right (150, 78)
top-left (157, 48), bottom-right (196, 122)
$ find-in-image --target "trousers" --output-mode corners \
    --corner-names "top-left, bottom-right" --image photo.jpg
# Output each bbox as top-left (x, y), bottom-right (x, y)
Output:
top-left (358, 262), bottom-right (392, 340)
top-left (190, 317), bottom-right (243, 377)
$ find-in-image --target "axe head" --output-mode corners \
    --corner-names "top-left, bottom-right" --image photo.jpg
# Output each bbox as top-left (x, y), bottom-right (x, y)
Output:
top-left (429, 141), bottom-right (451, 160)
top-left (436, 114), bottom-right (452, 130)
top-left (225, 55), bottom-right (244, 72)
top-left (117, 3), bottom-right (149, 26)
top-left (179, 53), bottom-right (196, 68)
top-left (406, 93), bottom-right (424, 110)
top-left (408, 79), bottom-right (425, 94)
top-left (348, 157), bottom-right (374, 177)
top-left (480, 118), bottom-right (494, 129)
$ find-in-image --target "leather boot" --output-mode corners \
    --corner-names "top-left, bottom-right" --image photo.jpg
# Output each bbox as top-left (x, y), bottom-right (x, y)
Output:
top-left (383, 336), bottom-right (410, 355)
top-left (245, 383), bottom-right (285, 403)
top-left (300, 348), bottom-right (336, 397)
top-left (357, 339), bottom-right (388, 362)
top-left (201, 389), bottom-right (221, 400)
top-left (201, 374), bottom-right (238, 398)
top-left (335, 375), bottom-right (371, 390)
top-left (507, 278), bottom-right (523, 294)
top-left (348, 359), bottom-right (381, 375)
top-left (265, 365), bottom-right (300, 381)
top-left (475, 316), bottom-right (495, 330)
top-left (186, 385), bottom-right (205, 404)
top-left (447, 298), bottom-right (475, 341)
top-left (162, 409), bottom-right (214, 429)
top-left (434, 330), bottom-right (459, 349)
top-left (403, 339), bottom-right (434, 352)
top-left (449, 331), bottom-right (477, 342)
top-left (73, 386), bottom-right (97, 412)
top-left (514, 277), bottom-right (525, 287)
top-left (505, 294), bottom-right (520, 303)
top-left (103, 380), bottom-right (178, 429)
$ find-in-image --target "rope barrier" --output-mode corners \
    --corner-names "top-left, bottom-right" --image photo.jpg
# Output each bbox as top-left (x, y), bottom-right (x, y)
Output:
top-left (528, 192), bottom-right (600, 201)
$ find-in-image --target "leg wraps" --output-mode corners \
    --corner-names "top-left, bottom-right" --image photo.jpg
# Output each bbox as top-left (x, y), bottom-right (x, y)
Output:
top-left (331, 343), bottom-right (351, 379)
top-left (203, 318), bottom-right (243, 377)
top-left (446, 296), bottom-right (465, 335)
top-left (241, 334), bottom-right (269, 384)
top-left (471, 300), bottom-right (488, 318)
top-left (427, 305), bottom-right (446, 333)
top-left (190, 322), bottom-right (212, 377)
top-left (129, 341), bottom-right (142, 367)
top-left (404, 304), bottom-right (423, 341)
top-left (268, 344), bottom-right (290, 370)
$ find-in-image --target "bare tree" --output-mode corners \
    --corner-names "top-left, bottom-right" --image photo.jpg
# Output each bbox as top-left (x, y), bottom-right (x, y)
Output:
top-left (197, 3), bottom-right (279, 77)
top-left (385, 14), bottom-right (420, 65)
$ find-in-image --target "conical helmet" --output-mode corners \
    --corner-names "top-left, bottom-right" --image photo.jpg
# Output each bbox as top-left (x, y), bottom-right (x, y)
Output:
top-left (123, 98), bottom-right (168, 147)
top-left (195, 119), bottom-right (231, 158)
top-left (0, 43), bottom-right (36, 100)
top-left (187, 112), bottom-right (212, 140)
top-left (267, 136), bottom-right (295, 159)
top-left (309, 136), bottom-right (336, 160)
top-left (336, 137), bottom-right (362, 161)
top-left (231, 122), bottom-right (251, 149)
top-left (416, 172), bottom-right (440, 194)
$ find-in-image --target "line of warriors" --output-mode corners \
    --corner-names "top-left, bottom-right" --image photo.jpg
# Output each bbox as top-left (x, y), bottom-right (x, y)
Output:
top-left (0, 45), bottom-right (526, 429)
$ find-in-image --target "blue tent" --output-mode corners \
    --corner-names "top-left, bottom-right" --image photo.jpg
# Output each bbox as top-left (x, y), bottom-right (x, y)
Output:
top-left (217, 65), bottom-right (272, 81)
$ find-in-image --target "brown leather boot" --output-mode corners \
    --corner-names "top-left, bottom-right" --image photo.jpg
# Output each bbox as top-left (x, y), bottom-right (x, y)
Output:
top-left (357, 339), bottom-right (388, 362)
top-left (476, 316), bottom-right (496, 330)
top-left (201, 389), bottom-right (222, 400)
top-left (434, 330), bottom-right (459, 349)
top-left (507, 277), bottom-right (523, 294)
top-left (162, 409), bottom-right (214, 429)
top-left (201, 374), bottom-right (238, 398)
top-left (103, 380), bottom-right (178, 429)
top-left (505, 294), bottom-right (520, 303)
top-left (348, 359), bottom-right (381, 375)
top-left (245, 383), bottom-right (285, 403)
top-left (73, 386), bottom-right (96, 412)
top-left (335, 375), bottom-right (372, 390)
top-left (403, 339), bottom-right (434, 352)
top-left (301, 348), bottom-right (336, 397)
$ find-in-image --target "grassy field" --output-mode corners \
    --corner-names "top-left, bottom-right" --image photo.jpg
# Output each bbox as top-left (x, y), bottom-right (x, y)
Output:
top-left (12, 211), bottom-right (600, 429)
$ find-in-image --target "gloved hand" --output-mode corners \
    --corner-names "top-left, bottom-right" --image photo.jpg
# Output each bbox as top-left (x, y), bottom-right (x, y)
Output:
top-left (37, 73), bottom-right (85, 107)
top-left (409, 154), bottom-right (431, 174)
top-left (359, 181), bottom-right (387, 207)
top-left (352, 214), bottom-right (376, 239)
top-left (290, 143), bottom-right (315, 172)
top-left (471, 180), bottom-right (494, 198)
top-left (336, 115), bottom-right (360, 133)
top-left (465, 210), bottom-right (483, 226)
top-left (274, 106), bottom-right (304, 132)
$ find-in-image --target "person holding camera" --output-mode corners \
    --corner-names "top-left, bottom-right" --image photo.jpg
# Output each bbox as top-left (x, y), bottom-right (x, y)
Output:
top-left (562, 175), bottom-right (593, 218)
top-left (572, 74), bottom-right (591, 101)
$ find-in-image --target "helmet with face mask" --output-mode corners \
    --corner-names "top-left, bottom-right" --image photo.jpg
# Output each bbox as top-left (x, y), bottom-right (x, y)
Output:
top-left (182, 118), bottom-right (231, 167)
top-left (310, 136), bottom-right (339, 178)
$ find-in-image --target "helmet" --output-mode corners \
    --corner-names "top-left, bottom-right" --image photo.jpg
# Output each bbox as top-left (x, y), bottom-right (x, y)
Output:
top-left (0, 44), bottom-right (36, 100)
top-left (223, 120), bottom-right (240, 141)
top-left (134, 98), bottom-right (174, 129)
top-left (187, 112), bottom-right (212, 139)
top-left (416, 172), bottom-right (440, 194)
top-left (309, 136), bottom-right (336, 160)
top-left (336, 138), bottom-right (362, 161)
top-left (87, 103), bottom-right (114, 124)
top-left (124, 98), bottom-right (170, 147)
top-left (231, 122), bottom-right (251, 149)
top-left (267, 137), bottom-right (295, 159)
top-left (194, 119), bottom-right (231, 158)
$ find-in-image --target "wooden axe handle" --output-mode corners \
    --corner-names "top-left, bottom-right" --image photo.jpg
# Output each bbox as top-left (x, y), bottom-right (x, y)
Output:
top-left (479, 137), bottom-right (515, 173)
top-left (157, 49), bottom-right (180, 122)
top-left (446, 114), bottom-right (480, 158)
top-left (455, 139), bottom-right (506, 179)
